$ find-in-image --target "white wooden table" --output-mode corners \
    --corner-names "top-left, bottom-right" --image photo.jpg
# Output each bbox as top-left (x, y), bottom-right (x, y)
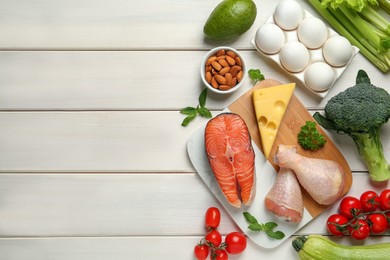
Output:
top-left (0, 0), bottom-right (389, 259)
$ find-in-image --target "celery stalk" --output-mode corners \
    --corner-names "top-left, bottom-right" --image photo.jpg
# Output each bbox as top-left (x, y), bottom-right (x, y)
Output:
top-left (307, 0), bottom-right (390, 72)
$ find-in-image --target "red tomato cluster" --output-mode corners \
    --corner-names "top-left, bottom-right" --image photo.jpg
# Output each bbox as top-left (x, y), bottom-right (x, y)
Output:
top-left (194, 207), bottom-right (247, 260)
top-left (326, 189), bottom-right (390, 240)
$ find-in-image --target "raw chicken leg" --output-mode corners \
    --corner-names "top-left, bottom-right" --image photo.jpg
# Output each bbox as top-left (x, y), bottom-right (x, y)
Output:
top-left (265, 167), bottom-right (304, 222)
top-left (274, 144), bottom-right (345, 205)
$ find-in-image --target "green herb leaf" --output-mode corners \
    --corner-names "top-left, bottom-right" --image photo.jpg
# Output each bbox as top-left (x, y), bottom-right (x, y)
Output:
top-left (180, 106), bottom-right (198, 115)
top-left (266, 230), bottom-right (285, 240)
top-left (247, 223), bottom-right (264, 231)
top-left (197, 107), bottom-right (212, 118)
top-left (180, 88), bottom-right (212, 127)
top-left (248, 69), bottom-right (265, 86)
top-left (198, 88), bottom-right (208, 108)
top-left (297, 121), bottom-right (327, 150)
top-left (243, 212), bottom-right (258, 224)
top-left (181, 114), bottom-right (196, 127)
top-left (264, 222), bottom-right (278, 229)
top-left (243, 212), bottom-right (285, 240)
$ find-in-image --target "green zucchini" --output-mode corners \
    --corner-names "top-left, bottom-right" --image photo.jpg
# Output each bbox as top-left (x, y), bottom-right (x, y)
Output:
top-left (292, 235), bottom-right (390, 260)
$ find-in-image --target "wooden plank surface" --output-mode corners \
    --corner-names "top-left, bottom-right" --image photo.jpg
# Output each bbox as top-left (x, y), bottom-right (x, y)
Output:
top-left (0, 173), bottom-right (385, 236)
top-left (0, 0), bottom-right (390, 258)
top-left (0, 111), bottom-right (387, 173)
top-left (0, 51), bottom-right (383, 110)
top-left (1, 235), bottom-right (390, 260)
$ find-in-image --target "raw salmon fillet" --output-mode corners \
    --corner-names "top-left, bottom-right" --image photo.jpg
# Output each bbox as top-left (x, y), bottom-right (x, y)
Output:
top-left (205, 113), bottom-right (256, 208)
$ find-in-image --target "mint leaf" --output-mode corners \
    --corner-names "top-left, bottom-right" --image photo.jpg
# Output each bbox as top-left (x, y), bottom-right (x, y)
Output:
top-left (198, 88), bottom-right (207, 108)
top-left (181, 114), bottom-right (196, 127)
top-left (180, 107), bottom-right (197, 115)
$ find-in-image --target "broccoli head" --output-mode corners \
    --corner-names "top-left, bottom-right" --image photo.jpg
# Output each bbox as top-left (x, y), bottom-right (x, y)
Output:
top-left (314, 70), bottom-right (390, 182)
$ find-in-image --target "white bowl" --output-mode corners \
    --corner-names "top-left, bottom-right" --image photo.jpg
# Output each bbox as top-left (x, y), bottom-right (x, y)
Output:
top-left (200, 46), bottom-right (247, 94)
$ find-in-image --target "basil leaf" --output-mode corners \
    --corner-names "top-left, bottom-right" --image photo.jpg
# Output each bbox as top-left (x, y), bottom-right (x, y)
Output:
top-left (243, 212), bottom-right (258, 224)
top-left (248, 223), bottom-right (264, 231)
top-left (266, 230), bottom-right (285, 240)
top-left (198, 88), bottom-right (208, 108)
top-left (181, 114), bottom-right (196, 127)
top-left (198, 107), bottom-right (212, 118)
top-left (180, 106), bottom-right (197, 115)
top-left (264, 222), bottom-right (278, 230)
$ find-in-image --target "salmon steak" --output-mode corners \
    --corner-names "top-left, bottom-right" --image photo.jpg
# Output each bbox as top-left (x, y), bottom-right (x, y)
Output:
top-left (205, 113), bottom-right (256, 208)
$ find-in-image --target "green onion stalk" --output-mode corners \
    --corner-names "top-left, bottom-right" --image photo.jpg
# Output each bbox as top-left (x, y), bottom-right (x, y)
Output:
top-left (307, 0), bottom-right (390, 72)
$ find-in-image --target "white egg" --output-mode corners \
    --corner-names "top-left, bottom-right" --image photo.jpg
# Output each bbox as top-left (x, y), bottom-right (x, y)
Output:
top-left (273, 0), bottom-right (304, 30)
top-left (279, 41), bottom-right (310, 73)
top-left (304, 62), bottom-right (335, 92)
top-left (298, 17), bottom-right (328, 49)
top-left (255, 24), bottom-right (285, 54)
top-left (323, 36), bottom-right (353, 67)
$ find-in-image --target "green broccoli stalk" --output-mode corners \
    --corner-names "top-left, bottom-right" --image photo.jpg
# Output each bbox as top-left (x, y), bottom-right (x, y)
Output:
top-left (313, 70), bottom-right (390, 182)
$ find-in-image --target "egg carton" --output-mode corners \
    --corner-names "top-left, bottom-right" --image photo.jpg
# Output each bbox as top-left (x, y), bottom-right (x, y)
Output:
top-left (251, 10), bottom-right (359, 98)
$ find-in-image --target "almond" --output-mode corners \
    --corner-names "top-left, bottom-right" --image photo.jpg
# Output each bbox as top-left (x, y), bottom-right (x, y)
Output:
top-left (206, 56), bottom-right (217, 65)
top-left (216, 55), bottom-right (226, 61)
top-left (205, 71), bottom-right (212, 83)
top-left (235, 57), bottom-right (242, 67)
top-left (211, 76), bottom-right (219, 89)
top-left (230, 65), bottom-right (241, 76)
top-left (211, 61), bottom-right (222, 71)
top-left (218, 59), bottom-right (229, 67)
top-left (206, 65), bottom-right (212, 72)
top-left (219, 84), bottom-right (231, 91)
top-left (237, 70), bottom-right (243, 82)
top-left (214, 74), bottom-right (227, 85)
top-left (219, 66), bottom-right (230, 75)
top-left (216, 49), bottom-right (225, 57)
top-left (226, 50), bottom-right (237, 59)
top-left (225, 73), bottom-right (232, 86)
top-left (231, 77), bottom-right (237, 87)
top-left (226, 56), bottom-right (236, 66)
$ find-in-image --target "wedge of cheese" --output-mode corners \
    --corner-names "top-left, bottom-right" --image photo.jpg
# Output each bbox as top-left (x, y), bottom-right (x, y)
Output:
top-left (252, 83), bottom-right (295, 159)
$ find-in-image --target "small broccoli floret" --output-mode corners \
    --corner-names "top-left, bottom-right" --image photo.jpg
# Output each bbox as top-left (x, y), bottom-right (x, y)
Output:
top-left (314, 70), bottom-right (390, 182)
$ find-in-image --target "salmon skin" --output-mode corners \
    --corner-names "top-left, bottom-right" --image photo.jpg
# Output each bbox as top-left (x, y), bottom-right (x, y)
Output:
top-left (205, 113), bottom-right (256, 208)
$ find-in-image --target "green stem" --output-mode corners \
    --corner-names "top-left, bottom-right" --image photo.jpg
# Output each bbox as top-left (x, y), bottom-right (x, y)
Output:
top-left (350, 130), bottom-right (390, 182)
top-left (360, 5), bottom-right (390, 35)
top-left (378, 0), bottom-right (390, 14)
top-left (338, 3), bottom-right (384, 51)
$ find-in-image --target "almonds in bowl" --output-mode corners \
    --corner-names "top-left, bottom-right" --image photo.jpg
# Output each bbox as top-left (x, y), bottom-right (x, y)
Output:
top-left (201, 46), bottom-right (247, 94)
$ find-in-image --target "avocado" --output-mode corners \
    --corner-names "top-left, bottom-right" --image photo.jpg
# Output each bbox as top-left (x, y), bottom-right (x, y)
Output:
top-left (203, 0), bottom-right (257, 41)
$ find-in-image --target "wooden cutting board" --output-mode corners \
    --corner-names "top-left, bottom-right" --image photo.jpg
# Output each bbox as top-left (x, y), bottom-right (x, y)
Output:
top-left (228, 79), bottom-right (353, 218)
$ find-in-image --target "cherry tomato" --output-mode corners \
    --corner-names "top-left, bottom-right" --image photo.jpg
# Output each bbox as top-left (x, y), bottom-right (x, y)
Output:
top-left (224, 232), bottom-right (247, 254)
top-left (367, 213), bottom-right (388, 234)
top-left (326, 214), bottom-right (349, 236)
top-left (194, 244), bottom-right (209, 260)
top-left (360, 190), bottom-right (380, 212)
top-left (339, 196), bottom-right (362, 219)
top-left (205, 230), bottom-right (222, 247)
top-left (212, 249), bottom-right (228, 260)
top-left (205, 207), bottom-right (221, 229)
top-left (379, 189), bottom-right (390, 210)
top-left (349, 219), bottom-right (370, 240)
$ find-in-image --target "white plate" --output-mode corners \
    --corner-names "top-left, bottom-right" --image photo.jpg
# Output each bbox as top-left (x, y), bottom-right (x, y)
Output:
top-left (187, 109), bottom-right (313, 248)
